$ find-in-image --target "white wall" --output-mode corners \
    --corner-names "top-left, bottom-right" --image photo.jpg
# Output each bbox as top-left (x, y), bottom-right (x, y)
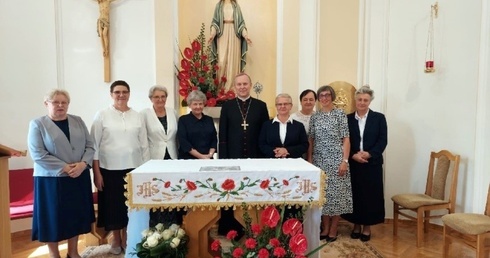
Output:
top-left (363, 0), bottom-right (490, 216)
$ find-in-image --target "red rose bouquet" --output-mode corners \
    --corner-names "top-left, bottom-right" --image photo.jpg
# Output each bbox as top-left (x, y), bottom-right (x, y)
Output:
top-left (211, 205), bottom-right (326, 258)
top-left (177, 23), bottom-right (235, 107)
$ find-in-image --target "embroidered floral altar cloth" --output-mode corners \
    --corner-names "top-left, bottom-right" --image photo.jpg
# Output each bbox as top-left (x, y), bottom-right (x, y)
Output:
top-left (126, 158), bottom-right (326, 210)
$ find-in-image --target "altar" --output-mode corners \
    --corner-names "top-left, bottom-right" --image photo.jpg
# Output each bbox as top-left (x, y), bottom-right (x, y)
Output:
top-left (125, 158), bottom-right (325, 258)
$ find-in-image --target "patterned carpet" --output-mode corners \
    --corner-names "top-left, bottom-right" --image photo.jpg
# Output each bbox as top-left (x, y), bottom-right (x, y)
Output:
top-left (318, 223), bottom-right (384, 258)
top-left (80, 245), bottom-right (124, 258)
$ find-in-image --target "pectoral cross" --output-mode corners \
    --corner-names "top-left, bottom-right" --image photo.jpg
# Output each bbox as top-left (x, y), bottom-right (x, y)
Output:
top-left (241, 120), bottom-right (249, 130)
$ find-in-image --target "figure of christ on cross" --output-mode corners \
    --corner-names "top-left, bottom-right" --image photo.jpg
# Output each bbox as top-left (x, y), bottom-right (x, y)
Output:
top-left (96, 0), bottom-right (115, 58)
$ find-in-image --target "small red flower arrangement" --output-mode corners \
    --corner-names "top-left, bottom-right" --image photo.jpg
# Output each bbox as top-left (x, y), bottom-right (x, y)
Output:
top-left (177, 23), bottom-right (235, 107)
top-left (211, 205), bottom-right (325, 258)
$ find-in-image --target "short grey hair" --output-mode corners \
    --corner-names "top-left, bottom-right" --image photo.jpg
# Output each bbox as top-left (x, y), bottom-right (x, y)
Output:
top-left (186, 90), bottom-right (207, 105)
top-left (317, 85), bottom-right (336, 101)
top-left (44, 89), bottom-right (70, 103)
top-left (275, 93), bottom-right (292, 104)
top-left (148, 85), bottom-right (168, 98)
top-left (355, 85), bottom-right (375, 100)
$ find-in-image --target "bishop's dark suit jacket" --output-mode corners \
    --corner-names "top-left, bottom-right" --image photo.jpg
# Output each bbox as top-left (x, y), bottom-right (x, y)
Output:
top-left (258, 119), bottom-right (309, 159)
top-left (347, 109), bottom-right (388, 165)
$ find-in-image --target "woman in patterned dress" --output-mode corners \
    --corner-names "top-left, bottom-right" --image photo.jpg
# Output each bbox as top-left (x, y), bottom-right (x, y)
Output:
top-left (307, 85), bottom-right (352, 242)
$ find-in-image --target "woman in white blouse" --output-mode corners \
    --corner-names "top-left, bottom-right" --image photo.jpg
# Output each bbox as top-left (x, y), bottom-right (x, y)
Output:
top-left (91, 80), bottom-right (149, 254)
top-left (291, 89), bottom-right (317, 135)
top-left (140, 85), bottom-right (178, 160)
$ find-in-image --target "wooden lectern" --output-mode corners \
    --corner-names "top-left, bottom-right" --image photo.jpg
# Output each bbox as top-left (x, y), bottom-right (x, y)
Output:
top-left (0, 144), bottom-right (26, 258)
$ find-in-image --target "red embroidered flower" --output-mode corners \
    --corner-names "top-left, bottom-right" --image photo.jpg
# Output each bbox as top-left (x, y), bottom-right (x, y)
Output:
top-left (186, 181), bottom-right (197, 191)
top-left (269, 238), bottom-right (280, 247)
top-left (260, 179), bottom-right (270, 189)
top-left (245, 238), bottom-right (257, 249)
top-left (226, 230), bottom-right (238, 240)
top-left (232, 247), bottom-right (244, 258)
top-left (283, 179), bottom-right (289, 186)
top-left (258, 248), bottom-right (269, 258)
top-left (289, 234), bottom-right (307, 255)
top-left (210, 239), bottom-right (220, 251)
top-left (251, 224), bottom-right (261, 235)
top-left (282, 218), bottom-right (302, 236)
top-left (221, 179), bottom-right (235, 191)
top-left (261, 206), bottom-right (280, 228)
top-left (273, 246), bottom-right (287, 257)
top-left (164, 181), bottom-right (171, 188)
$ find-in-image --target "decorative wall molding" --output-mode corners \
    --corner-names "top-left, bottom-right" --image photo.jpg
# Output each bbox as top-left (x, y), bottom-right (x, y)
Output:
top-left (473, 0), bottom-right (490, 212)
top-left (54, 0), bottom-right (65, 89)
top-left (298, 0), bottom-right (319, 93)
top-left (276, 0), bottom-right (284, 94)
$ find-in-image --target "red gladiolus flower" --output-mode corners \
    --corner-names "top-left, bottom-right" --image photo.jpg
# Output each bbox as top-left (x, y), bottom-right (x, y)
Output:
top-left (207, 98), bottom-right (217, 107)
top-left (283, 179), bottom-right (289, 186)
top-left (201, 55), bottom-right (208, 61)
top-left (273, 247), bottom-right (287, 257)
top-left (214, 65), bottom-right (220, 70)
top-left (283, 218), bottom-right (302, 236)
top-left (186, 181), bottom-right (197, 191)
top-left (226, 230), bottom-right (238, 240)
top-left (183, 47), bottom-right (194, 59)
top-left (203, 65), bottom-right (210, 72)
top-left (191, 71), bottom-right (198, 78)
top-left (210, 239), bottom-right (221, 251)
top-left (261, 206), bottom-right (280, 228)
top-left (226, 90), bottom-right (236, 99)
top-left (289, 234), bottom-right (307, 255)
top-left (269, 238), bottom-right (280, 247)
top-left (178, 89), bottom-right (188, 97)
top-left (221, 179), bottom-right (235, 191)
top-left (191, 40), bottom-right (201, 52)
top-left (214, 78), bottom-right (220, 86)
top-left (181, 59), bottom-right (191, 71)
top-left (194, 61), bottom-right (201, 68)
top-left (221, 76), bottom-right (227, 83)
top-left (245, 238), bottom-right (257, 249)
top-left (251, 224), bottom-right (261, 235)
top-left (232, 247), bottom-right (244, 258)
top-left (198, 77), bottom-right (206, 84)
top-left (260, 179), bottom-right (270, 189)
top-left (164, 181), bottom-right (171, 188)
top-left (258, 248), bottom-right (269, 258)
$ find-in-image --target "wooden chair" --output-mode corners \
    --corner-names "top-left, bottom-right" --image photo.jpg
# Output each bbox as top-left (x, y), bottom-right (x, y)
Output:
top-left (391, 150), bottom-right (460, 247)
top-left (442, 185), bottom-right (490, 258)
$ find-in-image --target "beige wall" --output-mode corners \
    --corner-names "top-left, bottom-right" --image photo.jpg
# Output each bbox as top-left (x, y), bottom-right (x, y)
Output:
top-left (178, 0), bottom-right (277, 114)
top-left (319, 0), bottom-right (359, 87)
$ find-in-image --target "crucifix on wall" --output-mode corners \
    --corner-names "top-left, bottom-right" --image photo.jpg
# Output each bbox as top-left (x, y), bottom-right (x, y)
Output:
top-left (95, 0), bottom-right (116, 82)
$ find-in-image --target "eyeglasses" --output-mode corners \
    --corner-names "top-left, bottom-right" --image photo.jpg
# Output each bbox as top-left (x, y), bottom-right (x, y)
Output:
top-left (112, 90), bottom-right (130, 95)
top-left (48, 101), bottom-right (69, 106)
top-left (151, 96), bottom-right (167, 100)
top-left (318, 92), bottom-right (332, 99)
top-left (275, 103), bottom-right (292, 107)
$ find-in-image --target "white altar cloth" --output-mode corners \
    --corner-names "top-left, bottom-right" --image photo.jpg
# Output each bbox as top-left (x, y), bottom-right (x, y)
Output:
top-left (125, 158), bottom-right (325, 258)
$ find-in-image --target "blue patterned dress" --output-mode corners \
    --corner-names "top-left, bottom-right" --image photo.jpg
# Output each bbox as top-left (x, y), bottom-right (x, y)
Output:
top-left (309, 109), bottom-right (353, 216)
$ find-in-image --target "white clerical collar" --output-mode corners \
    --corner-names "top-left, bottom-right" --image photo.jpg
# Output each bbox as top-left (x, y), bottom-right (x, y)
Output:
top-left (272, 116), bottom-right (293, 124)
top-left (237, 96), bottom-right (251, 102)
top-left (355, 109), bottom-right (369, 120)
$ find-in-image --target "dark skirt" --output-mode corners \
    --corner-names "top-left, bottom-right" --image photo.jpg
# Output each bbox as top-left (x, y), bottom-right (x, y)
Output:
top-left (341, 162), bottom-right (385, 225)
top-left (32, 169), bottom-right (95, 242)
top-left (97, 168), bottom-right (132, 231)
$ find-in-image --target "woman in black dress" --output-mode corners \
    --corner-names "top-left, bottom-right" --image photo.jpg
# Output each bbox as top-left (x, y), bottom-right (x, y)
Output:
top-left (341, 85), bottom-right (388, 242)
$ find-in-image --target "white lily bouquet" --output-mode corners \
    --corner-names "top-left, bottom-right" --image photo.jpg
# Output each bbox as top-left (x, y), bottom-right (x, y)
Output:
top-left (133, 223), bottom-right (189, 258)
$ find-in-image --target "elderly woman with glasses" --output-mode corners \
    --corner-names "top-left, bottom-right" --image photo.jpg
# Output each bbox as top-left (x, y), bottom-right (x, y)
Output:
top-left (177, 90), bottom-right (217, 159)
top-left (91, 80), bottom-right (150, 254)
top-left (307, 85), bottom-right (352, 243)
top-left (28, 89), bottom-right (95, 258)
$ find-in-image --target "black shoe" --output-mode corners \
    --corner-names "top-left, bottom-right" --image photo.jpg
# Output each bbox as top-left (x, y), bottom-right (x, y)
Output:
top-left (325, 235), bottom-right (337, 242)
top-left (320, 234), bottom-right (328, 240)
top-left (351, 231), bottom-right (361, 239)
top-left (360, 233), bottom-right (371, 242)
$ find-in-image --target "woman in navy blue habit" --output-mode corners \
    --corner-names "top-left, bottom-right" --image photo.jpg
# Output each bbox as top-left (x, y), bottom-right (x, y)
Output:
top-left (28, 89), bottom-right (95, 258)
